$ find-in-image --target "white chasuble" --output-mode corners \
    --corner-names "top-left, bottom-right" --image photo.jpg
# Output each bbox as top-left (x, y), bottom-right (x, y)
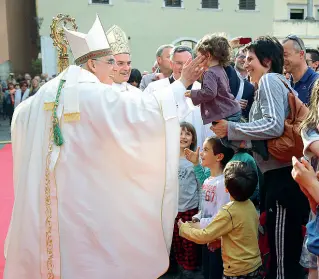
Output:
top-left (4, 66), bottom-right (191, 279)
top-left (112, 82), bottom-right (143, 94)
top-left (144, 78), bottom-right (213, 149)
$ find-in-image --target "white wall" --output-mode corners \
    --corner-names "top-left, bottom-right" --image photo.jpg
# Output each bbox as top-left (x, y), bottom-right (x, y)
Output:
top-left (37, 0), bottom-right (274, 72)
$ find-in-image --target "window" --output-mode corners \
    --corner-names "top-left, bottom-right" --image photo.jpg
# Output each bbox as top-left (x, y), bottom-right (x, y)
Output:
top-left (91, 0), bottom-right (110, 3)
top-left (290, 8), bottom-right (304, 19)
top-left (164, 0), bottom-right (182, 7)
top-left (239, 0), bottom-right (255, 10)
top-left (202, 0), bottom-right (218, 9)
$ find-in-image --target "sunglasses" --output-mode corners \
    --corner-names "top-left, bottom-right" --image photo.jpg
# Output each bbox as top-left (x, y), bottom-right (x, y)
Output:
top-left (286, 35), bottom-right (304, 51)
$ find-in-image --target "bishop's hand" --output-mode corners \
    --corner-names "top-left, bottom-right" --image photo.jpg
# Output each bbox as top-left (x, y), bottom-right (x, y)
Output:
top-left (179, 55), bottom-right (206, 89)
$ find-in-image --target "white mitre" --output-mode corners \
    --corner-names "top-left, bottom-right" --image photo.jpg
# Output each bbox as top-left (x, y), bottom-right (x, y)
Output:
top-left (64, 15), bottom-right (112, 65)
top-left (106, 25), bottom-right (130, 55)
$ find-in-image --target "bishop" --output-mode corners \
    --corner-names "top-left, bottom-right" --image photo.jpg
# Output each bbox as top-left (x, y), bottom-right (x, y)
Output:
top-left (4, 15), bottom-right (205, 279)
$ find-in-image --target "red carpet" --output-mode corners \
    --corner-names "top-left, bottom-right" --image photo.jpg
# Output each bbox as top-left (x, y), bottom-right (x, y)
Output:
top-left (0, 144), bottom-right (13, 278)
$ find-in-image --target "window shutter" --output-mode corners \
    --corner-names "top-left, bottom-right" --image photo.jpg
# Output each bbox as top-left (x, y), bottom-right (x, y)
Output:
top-left (239, 0), bottom-right (255, 10)
top-left (202, 0), bottom-right (218, 9)
top-left (92, 0), bottom-right (110, 3)
top-left (165, 0), bottom-right (182, 7)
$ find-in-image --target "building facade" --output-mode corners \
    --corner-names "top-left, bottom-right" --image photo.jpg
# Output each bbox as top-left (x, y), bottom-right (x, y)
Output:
top-left (37, 0), bottom-right (274, 75)
top-left (273, 0), bottom-right (319, 48)
top-left (0, 0), bottom-right (38, 81)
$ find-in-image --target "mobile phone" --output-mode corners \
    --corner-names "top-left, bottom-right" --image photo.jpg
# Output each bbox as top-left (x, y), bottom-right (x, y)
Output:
top-left (239, 37), bottom-right (252, 45)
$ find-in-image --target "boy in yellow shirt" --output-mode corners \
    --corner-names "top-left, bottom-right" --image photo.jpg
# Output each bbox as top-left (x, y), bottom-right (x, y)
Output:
top-left (178, 161), bottom-right (262, 279)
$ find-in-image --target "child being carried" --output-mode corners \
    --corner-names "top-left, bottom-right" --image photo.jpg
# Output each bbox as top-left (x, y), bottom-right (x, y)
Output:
top-left (185, 34), bottom-right (242, 127)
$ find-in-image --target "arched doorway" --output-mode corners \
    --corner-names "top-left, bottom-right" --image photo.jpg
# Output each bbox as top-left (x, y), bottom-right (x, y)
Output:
top-left (171, 37), bottom-right (198, 49)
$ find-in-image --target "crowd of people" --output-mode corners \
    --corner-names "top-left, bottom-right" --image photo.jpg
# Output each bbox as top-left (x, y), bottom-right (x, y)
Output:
top-left (130, 35), bottom-right (319, 279)
top-left (142, 35), bottom-right (319, 279)
top-left (4, 16), bottom-right (319, 279)
top-left (0, 73), bottom-right (52, 124)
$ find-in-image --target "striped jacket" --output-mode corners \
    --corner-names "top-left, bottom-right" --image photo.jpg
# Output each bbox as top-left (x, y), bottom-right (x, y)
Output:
top-left (228, 73), bottom-right (296, 172)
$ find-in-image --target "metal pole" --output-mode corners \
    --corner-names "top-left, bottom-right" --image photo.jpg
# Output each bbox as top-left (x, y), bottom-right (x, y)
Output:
top-left (306, 0), bottom-right (315, 20)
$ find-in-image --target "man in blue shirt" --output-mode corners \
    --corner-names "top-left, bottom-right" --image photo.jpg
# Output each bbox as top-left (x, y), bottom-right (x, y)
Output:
top-left (282, 35), bottom-right (319, 104)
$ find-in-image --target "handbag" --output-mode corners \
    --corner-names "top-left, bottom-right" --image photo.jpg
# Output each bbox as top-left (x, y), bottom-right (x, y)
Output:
top-left (267, 78), bottom-right (309, 162)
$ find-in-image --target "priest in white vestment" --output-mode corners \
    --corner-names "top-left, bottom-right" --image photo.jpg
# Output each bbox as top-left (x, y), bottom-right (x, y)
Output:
top-left (144, 45), bottom-right (213, 149)
top-left (106, 25), bottom-right (141, 94)
top-left (4, 16), bottom-right (206, 279)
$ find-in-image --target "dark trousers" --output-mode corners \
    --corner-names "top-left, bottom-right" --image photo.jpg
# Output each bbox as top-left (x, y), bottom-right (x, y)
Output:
top-left (202, 245), bottom-right (223, 279)
top-left (223, 266), bottom-right (263, 279)
top-left (264, 166), bottom-right (309, 279)
top-left (5, 103), bottom-right (14, 125)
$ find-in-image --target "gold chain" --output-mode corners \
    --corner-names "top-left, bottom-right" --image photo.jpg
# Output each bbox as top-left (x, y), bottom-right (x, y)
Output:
top-left (44, 79), bottom-right (65, 279)
top-left (44, 126), bottom-right (54, 279)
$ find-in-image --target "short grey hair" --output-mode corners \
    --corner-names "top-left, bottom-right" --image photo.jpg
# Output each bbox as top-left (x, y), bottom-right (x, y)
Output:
top-left (170, 45), bottom-right (194, 60)
top-left (282, 36), bottom-right (306, 58)
top-left (156, 44), bottom-right (174, 57)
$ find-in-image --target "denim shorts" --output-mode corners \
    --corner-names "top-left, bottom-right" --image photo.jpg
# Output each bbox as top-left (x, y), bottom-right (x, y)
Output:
top-left (300, 235), bottom-right (318, 269)
top-left (300, 212), bottom-right (318, 269)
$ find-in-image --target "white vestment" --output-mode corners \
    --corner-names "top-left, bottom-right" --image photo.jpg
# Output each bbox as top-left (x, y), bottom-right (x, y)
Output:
top-left (4, 65), bottom-right (192, 279)
top-left (144, 78), bottom-right (213, 148)
top-left (112, 82), bottom-right (142, 94)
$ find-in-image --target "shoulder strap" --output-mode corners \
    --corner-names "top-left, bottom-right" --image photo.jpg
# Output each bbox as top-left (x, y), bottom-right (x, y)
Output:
top-left (277, 75), bottom-right (293, 94)
top-left (274, 74), bottom-right (298, 119)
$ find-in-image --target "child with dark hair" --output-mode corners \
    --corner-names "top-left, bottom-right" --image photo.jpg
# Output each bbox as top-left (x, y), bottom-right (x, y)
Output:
top-left (185, 136), bottom-right (234, 279)
top-left (178, 161), bottom-right (263, 279)
top-left (223, 161), bottom-right (257, 201)
top-left (185, 34), bottom-right (241, 127)
top-left (128, 68), bottom-right (142, 88)
top-left (173, 122), bottom-right (201, 278)
top-left (185, 144), bottom-right (260, 207)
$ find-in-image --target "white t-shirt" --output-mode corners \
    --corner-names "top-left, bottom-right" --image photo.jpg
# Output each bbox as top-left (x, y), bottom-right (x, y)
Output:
top-left (198, 174), bottom-right (230, 228)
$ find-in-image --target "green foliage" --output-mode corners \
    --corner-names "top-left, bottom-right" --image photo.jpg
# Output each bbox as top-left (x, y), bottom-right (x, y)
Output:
top-left (31, 58), bottom-right (42, 76)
